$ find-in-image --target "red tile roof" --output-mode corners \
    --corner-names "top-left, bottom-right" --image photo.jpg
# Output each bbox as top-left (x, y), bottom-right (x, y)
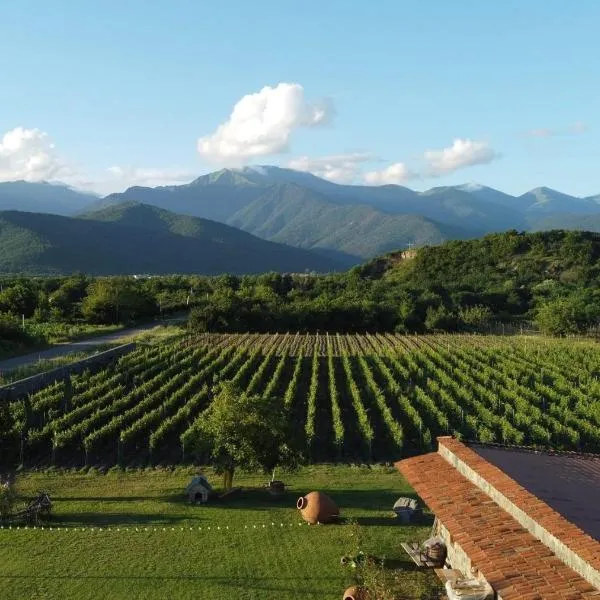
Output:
top-left (439, 437), bottom-right (600, 574)
top-left (397, 441), bottom-right (600, 600)
top-left (471, 443), bottom-right (600, 542)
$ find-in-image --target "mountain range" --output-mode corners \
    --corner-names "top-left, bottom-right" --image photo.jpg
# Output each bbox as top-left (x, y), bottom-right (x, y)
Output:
top-left (0, 203), bottom-right (338, 275)
top-left (92, 167), bottom-right (600, 260)
top-left (1, 166), bottom-right (600, 273)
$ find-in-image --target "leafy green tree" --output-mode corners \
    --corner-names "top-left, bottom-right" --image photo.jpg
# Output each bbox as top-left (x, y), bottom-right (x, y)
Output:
top-left (459, 305), bottom-right (493, 330)
top-left (425, 305), bottom-right (459, 331)
top-left (48, 275), bottom-right (88, 318)
top-left (187, 383), bottom-right (300, 489)
top-left (0, 398), bottom-right (14, 464)
top-left (82, 279), bottom-right (157, 324)
top-left (0, 313), bottom-right (26, 342)
top-left (0, 283), bottom-right (37, 317)
top-left (535, 291), bottom-right (600, 335)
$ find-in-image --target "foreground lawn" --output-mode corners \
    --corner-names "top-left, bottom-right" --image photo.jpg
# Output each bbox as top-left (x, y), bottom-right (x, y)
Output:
top-left (1, 465), bottom-right (439, 599)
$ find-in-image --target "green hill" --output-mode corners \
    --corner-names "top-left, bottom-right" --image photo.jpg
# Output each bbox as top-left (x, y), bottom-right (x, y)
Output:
top-left (0, 203), bottom-right (341, 275)
top-left (359, 229), bottom-right (600, 290)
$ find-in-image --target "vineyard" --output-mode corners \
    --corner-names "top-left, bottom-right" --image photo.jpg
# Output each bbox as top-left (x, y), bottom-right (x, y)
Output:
top-left (4, 333), bottom-right (600, 466)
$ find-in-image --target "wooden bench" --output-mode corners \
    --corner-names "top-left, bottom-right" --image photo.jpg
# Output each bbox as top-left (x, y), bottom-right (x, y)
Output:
top-left (400, 542), bottom-right (444, 568)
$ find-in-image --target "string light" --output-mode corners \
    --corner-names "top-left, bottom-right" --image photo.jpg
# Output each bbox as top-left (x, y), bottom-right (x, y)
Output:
top-left (0, 521), bottom-right (311, 534)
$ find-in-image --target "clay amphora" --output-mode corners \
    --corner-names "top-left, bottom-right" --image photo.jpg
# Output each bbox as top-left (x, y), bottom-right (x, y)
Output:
top-left (343, 586), bottom-right (368, 600)
top-left (296, 491), bottom-right (339, 524)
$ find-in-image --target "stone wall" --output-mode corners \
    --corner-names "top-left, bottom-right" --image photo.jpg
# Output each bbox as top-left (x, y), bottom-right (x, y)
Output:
top-left (435, 519), bottom-right (499, 599)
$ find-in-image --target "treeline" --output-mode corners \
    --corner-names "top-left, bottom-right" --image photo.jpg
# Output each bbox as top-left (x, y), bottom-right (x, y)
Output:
top-left (189, 230), bottom-right (600, 335)
top-left (0, 275), bottom-right (169, 356)
top-left (2, 231), bottom-right (600, 349)
top-left (187, 274), bottom-right (496, 333)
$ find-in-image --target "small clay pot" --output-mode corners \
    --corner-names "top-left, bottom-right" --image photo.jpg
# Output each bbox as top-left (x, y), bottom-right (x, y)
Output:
top-left (343, 586), bottom-right (368, 600)
top-left (267, 480), bottom-right (285, 495)
top-left (296, 491), bottom-right (339, 524)
top-left (425, 542), bottom-right (446, 566)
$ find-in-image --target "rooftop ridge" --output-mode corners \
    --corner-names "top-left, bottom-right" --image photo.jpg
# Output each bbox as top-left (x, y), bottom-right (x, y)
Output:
top-left (463, 438), bottom-right (600, 461)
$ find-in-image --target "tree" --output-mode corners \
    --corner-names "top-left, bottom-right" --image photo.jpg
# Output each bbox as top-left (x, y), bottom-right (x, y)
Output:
top-left (425, 305), bottom-right (459, 332)
top-left (0, 283), bottom-right (37, 317)
top-left (187, 383), bottom-right (300, 489)
top-left (48, 274), bottom-right (88, 319)
top-left (458, 305), bottom-right (493, 330)
top-left (535, 290), bottom-right (600, 335)
top-left (82, 278), bottom-right (157, 324)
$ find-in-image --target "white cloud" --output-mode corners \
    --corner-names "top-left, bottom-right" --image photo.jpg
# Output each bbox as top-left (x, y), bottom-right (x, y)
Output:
top-left (364, 162), bottom-right (415, 185)
top-left (526, 121), bottom-right (589, 138)
top-left (198, 83), bottom-right (333, 164)
top-left (0, 127), bottom-right (66, 182)
top-left (0, 126), bottom-right (198, 194)
top-left (424, 138), bottom-right (498, 176)
top-left (287, 153), bottom-right (373, 184)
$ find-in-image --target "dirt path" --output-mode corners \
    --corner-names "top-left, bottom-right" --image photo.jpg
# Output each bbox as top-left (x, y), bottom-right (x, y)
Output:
top-left (0, 323), bottom-right (159, 373)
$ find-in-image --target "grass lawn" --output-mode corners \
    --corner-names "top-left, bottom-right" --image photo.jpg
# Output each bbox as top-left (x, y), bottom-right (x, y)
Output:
top-left (1, 465), bottom-right (440, 599)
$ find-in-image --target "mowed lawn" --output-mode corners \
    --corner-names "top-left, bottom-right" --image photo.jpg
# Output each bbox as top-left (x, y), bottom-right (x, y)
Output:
top-left (0, 465), bottom-right (438, 600)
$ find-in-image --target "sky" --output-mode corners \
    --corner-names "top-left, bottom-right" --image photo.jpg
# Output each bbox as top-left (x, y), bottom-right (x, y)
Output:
top-left (0, 0), bottom-right (598, 196)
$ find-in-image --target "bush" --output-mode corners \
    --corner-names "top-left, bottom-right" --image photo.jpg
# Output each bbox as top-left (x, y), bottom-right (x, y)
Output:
top-left (425, 306), bottom-right (459, 332)
top-left (458, 305), bottom-right (493, 330)
top-left (535, 291), bottom-right (600, 335)
top-left (0, 480), bottom-right (16, 518)
top-left (0, 313), bottom-right (28, 343)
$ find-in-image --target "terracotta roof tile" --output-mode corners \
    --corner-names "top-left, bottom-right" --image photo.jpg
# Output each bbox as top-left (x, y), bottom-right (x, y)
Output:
top-left (439, 437), bottom-right (600, 571)
top-left (396, 451), bottom-right (600, 600)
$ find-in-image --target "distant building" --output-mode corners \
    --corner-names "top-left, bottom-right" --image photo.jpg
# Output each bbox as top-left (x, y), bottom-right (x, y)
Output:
top-left (397, 437), bottom-right (600, 599)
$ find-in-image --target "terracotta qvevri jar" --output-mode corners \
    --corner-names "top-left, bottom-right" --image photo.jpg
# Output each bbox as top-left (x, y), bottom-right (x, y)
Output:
top-left (343, 586), bottom-right (368, 600)
top-left (296, 491), bottom-right (339, 524)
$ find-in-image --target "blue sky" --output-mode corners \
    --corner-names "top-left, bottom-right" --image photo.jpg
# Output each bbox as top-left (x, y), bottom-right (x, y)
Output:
top-left (1, 0), bottom-right (598, 196)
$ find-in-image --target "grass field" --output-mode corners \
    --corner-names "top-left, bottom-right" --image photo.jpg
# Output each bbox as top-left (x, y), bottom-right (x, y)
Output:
top-left (0, 466), bottom-right (440, 599)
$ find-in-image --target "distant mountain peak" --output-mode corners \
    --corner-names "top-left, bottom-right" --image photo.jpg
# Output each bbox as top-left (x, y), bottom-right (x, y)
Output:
top-left (522, 186), bottom-right (570, 196)
top-left (234, 164), bottom-right (344, 189)
top-left (190, 168), bottom-right (259, 187)
top-left (457, 181), bottom-right (485, 192)
top-left (0, 179), bottom-right (100, 216)
top-left (521, 187), bottom-right (575, 201)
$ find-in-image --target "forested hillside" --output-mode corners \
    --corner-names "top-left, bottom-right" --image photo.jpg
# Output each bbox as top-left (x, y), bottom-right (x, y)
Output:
top-left (0, 204), bottom-right (339, 275)
top-left (362, 229), bottom-right (600, 287)
top-left (2, 230), bottom-right (600, 363)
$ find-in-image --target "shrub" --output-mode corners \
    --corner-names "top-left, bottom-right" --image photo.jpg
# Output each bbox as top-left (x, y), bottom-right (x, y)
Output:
top-left (0, 480), bottom-right (16, 518)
